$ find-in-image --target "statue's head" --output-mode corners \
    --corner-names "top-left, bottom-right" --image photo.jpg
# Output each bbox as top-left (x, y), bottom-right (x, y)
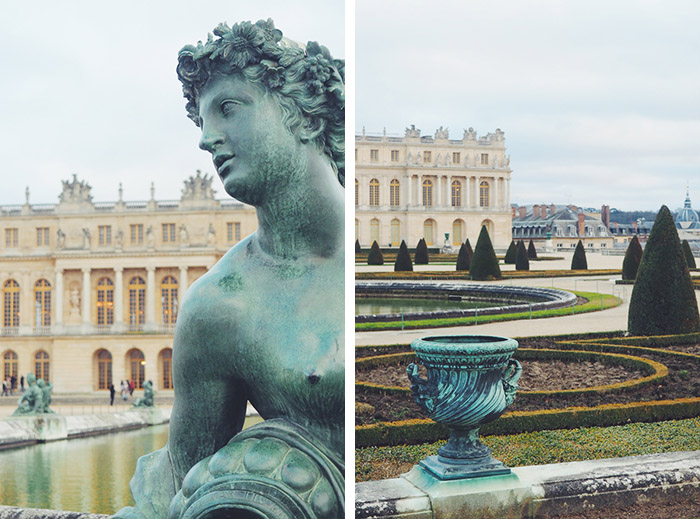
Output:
top-left (177, 19), bottom-right (344, 188)
top-left (26, 373), bottom-right (36, 385)
top-left (37, 379), bottom-right (45, 388)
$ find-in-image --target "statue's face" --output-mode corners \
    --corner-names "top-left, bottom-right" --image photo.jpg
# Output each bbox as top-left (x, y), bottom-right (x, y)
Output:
top-left (198, 73), bottom-right (306, 205)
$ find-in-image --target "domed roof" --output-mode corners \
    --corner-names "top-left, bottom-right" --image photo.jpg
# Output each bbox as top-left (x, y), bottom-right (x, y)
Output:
top-left (676, 188), bottom-right (700, 229)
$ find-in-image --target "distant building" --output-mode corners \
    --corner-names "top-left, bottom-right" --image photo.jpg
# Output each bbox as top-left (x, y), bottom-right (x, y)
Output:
top-left (511, 204), bottom-right (614, 251)
top-left (0, 173), bottom-right (256, 393)
top-left (675, 188), bottom-right (700, 249)
top-left (355, 125), bottom-right (513, 250)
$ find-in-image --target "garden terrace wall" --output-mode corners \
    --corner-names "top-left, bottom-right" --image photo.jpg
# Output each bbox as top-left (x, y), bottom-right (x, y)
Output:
top-left (355, 281), bottom-right (576, 323)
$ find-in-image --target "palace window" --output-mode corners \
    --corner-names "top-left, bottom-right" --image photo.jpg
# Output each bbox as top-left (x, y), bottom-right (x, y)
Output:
top-left (36, 227), bottom-right (49, 247)
top-left (370, 149), bottom-right (379, 162)
top-left (3, 280), bottom-right (20, 327)
top-left (34, 279), bottom-right (51, 327)
top-left (96, 349), bottom-right (112, 390)
top-left (479, 181), bottom-right (490, 207)
top-left (452, 152), bottom-right (461, 164)
top-left (98, 225), bottom-right (112, 246)
top-left (128, 349), bottom-right (145, 389)
top-left (162, 223), bottom-right (176, 243)
top-left (5, 228), bottom-right (18, 248)
top-left (130, 224), bottom-right (144, 245)
top-left (3, 350), bottom-right (17, 382)
top-left (369, 179), bottom-right (380, 206)
top-left (423, 151), bottom-right (432, 163)
top-left (422, 179), bottom-right (433, 207)
top-left (128, 276), bottom-right (146, 327)
top-left (424, 219), bottom-right (436, 246)
top-left (161, 276), bottom-right (178, 325)
top-left (97, 277), bottom-right (114, 326)
top-left (160, 349), bottom-right (173, 390)
top-left (370, 219), bottom-right (380, 244)
top-left (34, 351), bottom-right (50, 382)
top-left (453, 219), bottom-right (465, 244)
top-left (390, 179), bottom-right (400, 207)
top-left (451, 180), bottom-right (462, 207)
top-left (481, 153), bottom-right (489, 165)
top-left (390, 219), bottom-right (400, 247)
top-left (390, 150), bottom-right (400, 162)
top-left (355, 179), bottom-right (359, 206)
top-left (226, 222), bottom-right (241, 242)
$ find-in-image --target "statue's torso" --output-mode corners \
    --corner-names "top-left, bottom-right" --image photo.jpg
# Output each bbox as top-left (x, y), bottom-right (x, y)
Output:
top-left (174, 236), bottom-right (344, 455)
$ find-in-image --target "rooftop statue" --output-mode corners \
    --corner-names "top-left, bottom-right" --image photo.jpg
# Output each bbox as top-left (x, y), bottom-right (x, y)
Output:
top-left (115, 18), bottom-right (344, 519)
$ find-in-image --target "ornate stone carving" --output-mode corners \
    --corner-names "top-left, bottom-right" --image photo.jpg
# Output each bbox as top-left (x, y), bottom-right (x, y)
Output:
top-left (181, 170), bottom-right (216, 201)
top-left (56, 229), bottom-right (65, 249)
top-left (59, 174), bottom-right (93, 204)
top-left (463, 127), bottom-right (476, 141)
top-left (434, 126), bottom-right (449, 140)
top-left (405, 124), bottom-right (421, 138)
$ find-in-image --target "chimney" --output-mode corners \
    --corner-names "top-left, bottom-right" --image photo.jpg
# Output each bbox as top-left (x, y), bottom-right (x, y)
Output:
top-left (601, 205), bottom-right (610, 228)
top-left (519, 206), bottom-right (527, 219)
top-left (512, 205), bottom-right (517, 218)
top-left (578, 212), bottom-right (585, 236)
top-left (568, 204), bottom-right (578, 213)
top-left (533, 204), bottom-right (541, 218)
top-left (541, 203), bottom-right (548, 218)
top-left (550, 203), bottom-right (556, 215)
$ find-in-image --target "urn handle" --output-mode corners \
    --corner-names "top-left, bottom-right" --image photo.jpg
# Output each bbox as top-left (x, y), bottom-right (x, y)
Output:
top-left (501, 359), bottom-right (522, 407)
top-left (406, 363), bottom-right (435, 414)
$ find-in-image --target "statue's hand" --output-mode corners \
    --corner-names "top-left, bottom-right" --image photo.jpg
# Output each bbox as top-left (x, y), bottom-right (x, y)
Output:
top-left (407, 363), bottom-right (435, 414)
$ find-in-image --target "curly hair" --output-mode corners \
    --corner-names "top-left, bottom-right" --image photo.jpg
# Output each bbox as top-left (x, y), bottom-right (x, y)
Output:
top-left (177, 19), bottom-right (345, 186)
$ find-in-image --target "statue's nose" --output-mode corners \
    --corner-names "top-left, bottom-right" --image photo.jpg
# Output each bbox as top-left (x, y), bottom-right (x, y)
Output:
top-left (199, 129), bottom-right (225, 153)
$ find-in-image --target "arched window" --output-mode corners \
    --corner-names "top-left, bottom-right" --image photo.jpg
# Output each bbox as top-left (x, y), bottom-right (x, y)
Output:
top-left (481, 220), bottom-right (494, 237)
top-left (3, 350), bottom-right (17, 382)
top-left (34, 279), bottom-right (51, 327)
top-left (452, 219), bottom-right (465, 245)
top-left (422, 179), bottom-right (433, 207)
top-left (390, 179), bottom-right (400, 207)
top-left (370, 218), bottom-right (380, 244)
top-left (355, 178), bottom-right (359, 206)
top-left (96, 349), bottom-right (112, 390)
top-left (34, 350), bottom-right (50, 382)
top-left (127, 349), bottom-right (145, 389)
top-left (369, 179), bottom-right (380, 206)
top-left (424, 219), bottom-right (436, 246)
top-left (390, 219), bottom-right (401, 247)
top-left (160, 348), bottom-right (173, 390)
top-left (97, 277), bottom-right (114, 326)
top-left (161, 276), bottom-right (178, 325)
top-left (479, 181), bottom-right (490, 207)
top-left (129, 276), bottom-right (146, 329)
top-left (3, 280), bottom-right (20, 328)
top-left (451, 180), bottom-right (462, 207)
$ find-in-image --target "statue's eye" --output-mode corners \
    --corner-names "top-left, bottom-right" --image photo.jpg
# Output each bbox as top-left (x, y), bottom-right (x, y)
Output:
top-left (221, 100), bottom-right (240, 116)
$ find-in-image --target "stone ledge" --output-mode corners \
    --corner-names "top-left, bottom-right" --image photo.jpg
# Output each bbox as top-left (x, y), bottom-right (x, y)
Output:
top-left (356, 450), bottom-right (700, 518)
top-left (0, 506), bottom-right (107, 519)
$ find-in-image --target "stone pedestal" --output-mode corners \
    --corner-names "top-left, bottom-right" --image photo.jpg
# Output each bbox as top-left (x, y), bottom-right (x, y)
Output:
top-left (4, 415), bottom-right (68, 442)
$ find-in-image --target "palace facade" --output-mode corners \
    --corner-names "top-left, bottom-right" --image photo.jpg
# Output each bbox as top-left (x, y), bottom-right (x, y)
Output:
top-left (0, 173), bottom-right (256, 393)
top-left (355, 125), bottom-right (513, 250)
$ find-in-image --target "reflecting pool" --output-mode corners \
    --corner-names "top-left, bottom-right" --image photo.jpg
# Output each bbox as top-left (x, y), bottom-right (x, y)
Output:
top-left (356, 296), bottom-right (496, 316)
top-left (0, 415), bottom-right (263, 515)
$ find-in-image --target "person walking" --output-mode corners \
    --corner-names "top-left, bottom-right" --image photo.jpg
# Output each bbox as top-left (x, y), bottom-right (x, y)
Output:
top-left (20, 375), bottom-right (24, 392)
top-left (109, 384), bottom-right (116, 406)
top-left (129, 379), bottom-right (134, 396)
top-left (121, 380), bottom-right (128, 400)
top-left (1, 379), bottom-right (7, 396)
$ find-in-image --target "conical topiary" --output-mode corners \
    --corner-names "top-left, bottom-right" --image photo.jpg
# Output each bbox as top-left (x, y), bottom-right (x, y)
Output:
top-left (470, 226), bottom-right (502, 280)
top-left (464, 239), bottom-right (473, 261)
top-left (394, 240), bottom-right (413, 271)
top-left (515, 240), bottom-right (530, 271)
top-left (571, 240), bottom-right (588, 270)
top-left (367, 241), bottom-right (384, 265)
top-left (682, 239), bottom-right (697, 269)
top-left (414, 238), bottom-right (429, 265)
top-left (528, 239), bottom-right (538, 260)
top-left (355, 239), bottom-right (361, 254)
top-left (621, 236), bottom-right (643, 281)
top-left (456, 242), bottom-right (470, 271)
top-left (504, 240), bottom-right (517, 264)
top-left (628, 205), bottom-right (700, 335)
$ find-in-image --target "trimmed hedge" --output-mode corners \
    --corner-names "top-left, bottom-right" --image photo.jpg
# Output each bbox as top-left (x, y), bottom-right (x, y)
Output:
top-left (455, 242), bottom-right (471, 271)
top-left (469, 226), bottom-right (502, 280)
top-left (367, 241), bottom-right (384, 265)
top-left (393, 240), bottom-right (413, 272)
top-left (628, 205), bottom-right (700, 335)
top-left (355, 239), bottom-right (361, 254)
top-left (515, 240), bottom-right (530, 271)
top-left (571, 239), bottom-right (588, 270)
top-left (622, 235), bottom-right (643, 281)
top-left (414, 238), bottom-right (429, 265)
top-left (504, 241), bottom-right (517, 264)
top-left (528, 239), bottom-right (538, 260)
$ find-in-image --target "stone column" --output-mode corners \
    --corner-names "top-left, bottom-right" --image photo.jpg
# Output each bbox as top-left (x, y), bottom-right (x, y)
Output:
top-left (114, 267), bottom-right (124, 332)
top-left (406, 173), bottom-right (412, 206)
top-left (179, 266), bottom-right (188, 306)
top-left (54, 268), bottom-right (64, 329)
top-left (81, 268), bottom-right (91, 330)
top-left (145, 266), bottom-right (156, 331)
top-left (436, 175), bottom-right (442, 207)
top-left (476, 176), bottom-right (482, 208)
top-left (494, 177), bottom-right (500, 209)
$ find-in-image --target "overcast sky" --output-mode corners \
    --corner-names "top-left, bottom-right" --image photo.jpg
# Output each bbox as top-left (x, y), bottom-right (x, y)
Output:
top-left (356, 0), bottom-right (700, 211)
top-left (0, 0), bottom-right (343, 206)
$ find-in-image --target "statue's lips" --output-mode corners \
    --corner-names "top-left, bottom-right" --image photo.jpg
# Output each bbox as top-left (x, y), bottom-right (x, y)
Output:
top-left (214, 154), bottom-right (236, 177)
